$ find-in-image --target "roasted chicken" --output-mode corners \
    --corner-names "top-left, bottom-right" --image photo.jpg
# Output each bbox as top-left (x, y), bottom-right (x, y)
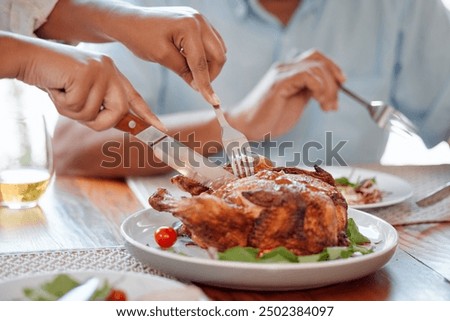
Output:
top-left (149, 163), bottom-right (349, 256)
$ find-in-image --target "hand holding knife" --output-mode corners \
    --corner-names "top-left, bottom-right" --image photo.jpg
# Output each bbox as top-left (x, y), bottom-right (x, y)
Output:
top-left (115, 113), bottom-right (234, 186)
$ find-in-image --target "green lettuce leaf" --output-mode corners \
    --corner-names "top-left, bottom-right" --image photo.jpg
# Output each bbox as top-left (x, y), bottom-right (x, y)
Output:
top-left (259, 247), bottom-right (299, 263)
top-left (23, 274), bottom-right (112, 301)
top-left (347, 218), bottom-right (371, 244)
top-left (218, 246), bottom-right (259, 262)
top-left (335, 177), bottom-right (357, 187)
top-left (217, 218), bottom-right (373, 264)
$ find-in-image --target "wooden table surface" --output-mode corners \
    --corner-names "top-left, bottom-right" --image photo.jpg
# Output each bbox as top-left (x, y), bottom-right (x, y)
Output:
top-left (1, 168), bottom-right (449, 301)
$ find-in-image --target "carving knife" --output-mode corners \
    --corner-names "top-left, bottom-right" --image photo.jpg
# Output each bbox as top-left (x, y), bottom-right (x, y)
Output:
top-left (416, 182), bottom-right (450, 207)
top-left (115, 113), bottom-right (234, 186)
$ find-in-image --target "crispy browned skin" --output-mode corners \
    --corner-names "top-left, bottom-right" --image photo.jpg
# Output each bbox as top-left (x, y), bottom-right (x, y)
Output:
top-left (170, 176), bottom-right (211, 196)
top-left (150, 188), bottom-right (253, 250)
top-left (148, 166), bottom-right (348, 255)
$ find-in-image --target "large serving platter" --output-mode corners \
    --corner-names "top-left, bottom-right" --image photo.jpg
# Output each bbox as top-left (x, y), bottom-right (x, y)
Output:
top-left (121, 208), bottom-right (398, 291)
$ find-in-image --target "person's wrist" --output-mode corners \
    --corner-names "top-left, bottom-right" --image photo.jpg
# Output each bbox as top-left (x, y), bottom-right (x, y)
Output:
top-left (0, 33), bottom-right (33, 80)
top-left (96, 3), bottom-right (146, 46)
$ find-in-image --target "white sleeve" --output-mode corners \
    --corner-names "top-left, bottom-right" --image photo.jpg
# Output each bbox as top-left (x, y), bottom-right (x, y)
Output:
top-left (0, 0), bottom-right (59, 36)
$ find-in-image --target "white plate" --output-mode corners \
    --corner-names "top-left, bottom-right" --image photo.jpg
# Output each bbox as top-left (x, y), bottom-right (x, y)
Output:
top-left (120, 208), bottom-right (398, 291)
top-left (0, 271), bottom-right (207, 301)
top-left (322, 166), bottom-right (414, 209)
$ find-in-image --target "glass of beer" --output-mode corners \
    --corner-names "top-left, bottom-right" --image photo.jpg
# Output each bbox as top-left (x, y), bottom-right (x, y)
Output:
top-left (0, 112), bottom-right (53, 209)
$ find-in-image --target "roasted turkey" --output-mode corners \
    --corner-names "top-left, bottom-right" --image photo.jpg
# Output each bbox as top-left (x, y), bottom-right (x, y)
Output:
top-left (149, 162), bottom-right (349, 256)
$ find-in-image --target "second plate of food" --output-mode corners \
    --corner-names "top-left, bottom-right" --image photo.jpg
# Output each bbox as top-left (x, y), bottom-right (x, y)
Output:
top-left (0, 271), bottom-right (207, 301)
top-left (121, 208), bottom-right (398, 291)
top-left (323, 166), bottom-right (414, 209)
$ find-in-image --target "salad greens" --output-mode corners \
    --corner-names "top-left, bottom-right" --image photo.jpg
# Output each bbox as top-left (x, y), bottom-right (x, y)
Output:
top-left (23, 274), bottom-right (112, 301)
top-left (346, 217), bottom-right (371, 244)
top-left (218, 218), bottom-right (373, 264)
top-left (335, 176), bottom-right (376, 187)
top-left (334, 177), bottom-right (358, 187)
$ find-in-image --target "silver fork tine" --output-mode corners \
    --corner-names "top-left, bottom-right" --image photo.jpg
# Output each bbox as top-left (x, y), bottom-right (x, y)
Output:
top-left (341, 85), bottom-right (418, 137)
top-left (230, 150), bottom-right (240, 177)
top-left (232, 149), bottom-right (244, 177)
top-left (213, 105), bottom-right (254, 177)
top-left (240, 147), bottom-right (254, 176)
top-left (391, 109), bottom-right (418, 133)
top-left (238, 141), bottom-right (256, 177)
top-left (373, 102), bottom-right (418, 137)
top-left (389, 118), bottom-right (416, 137)
top-left (231, 147), bottom-right (253, 178)
top-left (236, 149), bottom-right (250, 177)
top-left (388, 118), bottom-right (418, 138)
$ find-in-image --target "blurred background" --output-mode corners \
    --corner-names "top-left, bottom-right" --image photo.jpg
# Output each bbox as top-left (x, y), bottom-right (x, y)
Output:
top-left (2, 77), bottom-right (448, 166)
top-left (1, 0), bottom-right (449, 166)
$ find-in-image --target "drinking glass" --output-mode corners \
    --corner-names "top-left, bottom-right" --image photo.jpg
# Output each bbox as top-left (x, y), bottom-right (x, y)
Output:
top-left (0, 113), bottom-right (53, 209)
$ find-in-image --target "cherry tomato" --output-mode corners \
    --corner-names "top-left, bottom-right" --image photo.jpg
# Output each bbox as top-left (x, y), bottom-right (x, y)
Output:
top-left (154, 226), bottom-right (177, 248)
top-left (106, 289), bottom-right (127, 301)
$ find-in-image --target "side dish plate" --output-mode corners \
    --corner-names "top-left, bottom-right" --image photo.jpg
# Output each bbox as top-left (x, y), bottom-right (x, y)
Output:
top-left (323, 166), bottom-right (413, 209)
top-left (0, 271), bottom-right (207, 301)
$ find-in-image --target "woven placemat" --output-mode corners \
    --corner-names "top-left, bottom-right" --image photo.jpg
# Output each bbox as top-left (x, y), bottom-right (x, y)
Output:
top-left (0, 246), bottom-right (172, 282)
top-left (361, 165), bottom-right (450, 225)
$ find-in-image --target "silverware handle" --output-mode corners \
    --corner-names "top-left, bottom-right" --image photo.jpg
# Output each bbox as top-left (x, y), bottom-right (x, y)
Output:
top-left (115, 112), bottom-right (150, 136)
top-left (340, 85), bottom-right (372, 109)
top-left (416, 182), bottom-right (450, 207)
top-left (213, 105), bottom-right (229, 127)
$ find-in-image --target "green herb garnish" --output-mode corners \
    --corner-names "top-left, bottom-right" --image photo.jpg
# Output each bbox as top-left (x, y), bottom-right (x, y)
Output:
top-left (217, 246), bottom-right (259, 263)
top-left (335, 176), bottom-right (377, 188)
top-left (347, 217), bottom-right (371, 244)
top-left (335, 177), bottom-right (357, 187)
top-left (218, 218), bottom-right (373, 264)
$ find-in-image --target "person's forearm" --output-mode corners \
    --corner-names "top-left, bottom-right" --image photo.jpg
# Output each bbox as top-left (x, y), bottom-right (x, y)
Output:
top-left (35, 0), bottom-right (136, 43)
top-left (0, 32), bottom-right (32, 80)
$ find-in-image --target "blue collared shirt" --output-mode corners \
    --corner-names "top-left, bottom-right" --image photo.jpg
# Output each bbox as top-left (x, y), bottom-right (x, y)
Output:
top-left (85, 0), bottom-right (450, 164)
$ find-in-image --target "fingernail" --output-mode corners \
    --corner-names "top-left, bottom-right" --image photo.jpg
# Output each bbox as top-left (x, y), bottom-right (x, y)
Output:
top-left (156, 121), bottom-right (168, 132)
top-left (151, 116), bottom-right (168, 132)
top-left (211, 93), bottom-right (221, 106)
top-left (190, 80), bottom-right (198, 91)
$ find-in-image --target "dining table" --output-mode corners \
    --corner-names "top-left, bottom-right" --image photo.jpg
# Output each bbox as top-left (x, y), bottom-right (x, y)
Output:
top-left (0, 163), bottom-right (449, 301)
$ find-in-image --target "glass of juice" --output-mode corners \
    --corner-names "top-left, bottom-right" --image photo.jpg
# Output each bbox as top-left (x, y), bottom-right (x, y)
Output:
top-left (0, 112), bottom-right (53, 209)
